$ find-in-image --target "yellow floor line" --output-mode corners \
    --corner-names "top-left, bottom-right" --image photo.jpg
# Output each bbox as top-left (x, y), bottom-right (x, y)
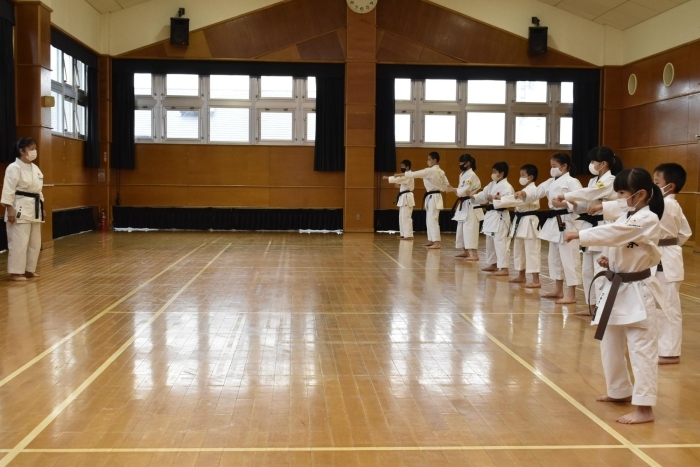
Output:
top-left (459, 313), bottom-right (661, 467)
top-left (0, 244), bottom-right (231, 467)
top-left (372, 244), bottom-right (407, 269)
top-left (0, 242), bottom-right (209, 389)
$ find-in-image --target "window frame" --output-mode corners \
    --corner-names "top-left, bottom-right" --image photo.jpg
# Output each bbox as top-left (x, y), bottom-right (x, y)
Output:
top-left (258, 108), bottom-right (296, 144)
top-left (394, 111), bottom-right (414, 145)
top-left (50, 46), bottom-right (88, 141)
top-left (164, 108), bottom-right (202, 142)
top-left (422, 111), bottom-right (459, 146)
top-left (208, 106), bottom-right (253, 145)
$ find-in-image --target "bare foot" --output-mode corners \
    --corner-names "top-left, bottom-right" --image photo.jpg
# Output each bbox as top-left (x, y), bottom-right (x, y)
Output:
top-left (481, 265), bottom-right (498, 272)
top-left (464, 257), bottom-right (479, 262)
top-left (574, 310), bottom-right (593, 316)
top-left (401, 237), bottom-right (414, 241)
top-left (25, 272), bottom-right (40, 279)
top-left (616, 407), bottom-right (654, 424)
top-left (524, 282), bottom-right (541, 289)
top-left (597, 395), bottom-right (632, 403)
top-left (455, 253), bottom-right (469, 258)
top-left (398, 236), bottom-right (404, 240)
top-left (541, 291), bottom-right (564, 299)
top-left (423, 242), bottom-right (434, 247)
top-left (659, 356), bottom-right (680, 365)
top-left (509, 277), bottom-right (526, 283)
top-left (9, 274), bottom-right (27, 282)
top-left (556, 297), bottom-right (577, 305)
top-left (492, 269), bottom-right (509, 277)
top-left (426, 243), bottom-right (441, 249)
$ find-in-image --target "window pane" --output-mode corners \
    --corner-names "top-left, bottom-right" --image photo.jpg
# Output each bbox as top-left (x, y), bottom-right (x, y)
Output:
top-left (64, 98), bottom-right (74, 133)
top-left (134, 110), bottom-right (152, 138)
top-left (77, 61), bottom-right (86, 92)
top-left (50, 46), bottom-right (59, 82)
top-left (51, 91), bottom-right (61, 132)
top-left (209, 108), bottom-right (249, 142)
top-left (395, 79), bottom-right (412, 101)
top-left (307, 77), bottom-right (316, 99)
top-left (64, 54), bottom-right (74, 86)
top-left (134, 73), bottom-right (152, 96)
top-left (77, 105), bottom-right (86, 136)
top-left (395, 114), bottom-right (411, 143)
top-left (466, 112), bottom-right (505, 146)
top-left (425, 79), bottom-right (457, 101)
top-left (166, 74), bottom-right (199, 96)
top-left (166, 109), bottom-right (199, 139)
top-left (210, 75), bottom-right (249, 100)
top-left (515, 116), bottom-right (547, 144)
top-left (561, 82), bottom-right (574, 104)
top-left (467, 80), bottom-right (506, 104)
top-left (261, 76), bottom-right (293, 98)
top-left (260, 111), bottom-right (293, 140)
top-left (306, 112), bottom-right (316, 141)
top-left (516, 81), bottom-right (547, 103)
top-left (424, 114), bottom-right (456, 143)
top-left (560, 117), bottom-right (573, 145)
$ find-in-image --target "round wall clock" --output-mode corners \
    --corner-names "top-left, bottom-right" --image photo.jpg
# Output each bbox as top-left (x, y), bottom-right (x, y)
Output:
top-left (346, 0), bottom-right (377, 14)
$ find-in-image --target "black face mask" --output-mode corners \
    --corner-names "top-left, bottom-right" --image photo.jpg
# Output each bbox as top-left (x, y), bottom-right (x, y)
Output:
top-left (401, 167), bottom-right (407, 173)
top-left (460, 164), bottom-right (467, 171)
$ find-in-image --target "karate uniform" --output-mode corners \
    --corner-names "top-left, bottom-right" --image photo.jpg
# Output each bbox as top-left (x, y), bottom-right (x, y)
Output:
top-left (494, 183), bottom-right (541, 274)
top-left (473, 178), bottom-right (514, 269)
top-left (400, 165), bottom-right (448, 242)
top-left (656, 194), bottom-right (692, 357)
top-left (388, 174), bottom-right (415, 239)
top-left (579, 206), bottom-right (664, 406)
top-left (452, 169), bottom-right (482, 250)
top-left (2, 159), bottom-right (45, 275)
top-left (530, 173), bottom-right (583, 286)
top-left (564, 171), bottom-right (617, 305)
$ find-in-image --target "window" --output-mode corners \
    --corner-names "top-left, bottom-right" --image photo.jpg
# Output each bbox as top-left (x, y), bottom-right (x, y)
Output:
top-left (306, 77), bottom-right (316, 100)
top-left (260, 111), bottom-right (294, 141)
top-left (306, 112), bottom-right (316, 142)
top-left (134, 73), bottom-right (153, 96)
top-left (209, 108), bottom-right (249, 142)
top-left (210, 75), bottom-right (249, 100)
top-left (166, 74), bottom-right (199, 96)
top-left (134, 110), bottom-right (152, 138)
top-left (166, 109), bottom-right (200, 140)
top-left (261, 76), bottom-right (293, 99)
top-left (394, 79), bottom-right (573, 149)
top-left (50, 47), bottom-right (89, 141)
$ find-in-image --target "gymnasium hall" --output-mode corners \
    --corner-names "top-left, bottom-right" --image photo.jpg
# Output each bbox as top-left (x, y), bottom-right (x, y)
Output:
top-left (1, 0), bottom-right (700, 465)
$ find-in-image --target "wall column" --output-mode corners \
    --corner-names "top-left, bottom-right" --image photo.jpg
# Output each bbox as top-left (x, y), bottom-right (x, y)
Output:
top-left (98, 55), bottom-right (112, 227)
top-left (15, 1), bottom-right (54, 249)
top-left (343, 8), bottom-right (377, 232)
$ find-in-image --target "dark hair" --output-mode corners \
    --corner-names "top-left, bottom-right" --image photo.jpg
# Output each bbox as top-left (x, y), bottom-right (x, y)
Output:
top-left (400, 159), bottom-right (412, 170)
top-left (613, 168), bottom-right (664, 220)
top-left (521, 164), bottom-right (538, 181)
top-left (492, 161), bottom-right (509, 178)
top-left (428, 151), bottom-right (440, 163)
top-left (588, 146), bottom-right (623, 175)
top-left (654, 162), bottom-right (686, 193)
top-left (459, 153), bottom-right (476, 170)
top-left (551, 152), bottom-right (576, 176)
top-left (13, 137), bottom-right (37, 159)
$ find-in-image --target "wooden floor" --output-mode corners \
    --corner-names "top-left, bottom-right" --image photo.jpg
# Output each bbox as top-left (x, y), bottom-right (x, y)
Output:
top-left (1, 231), bottom-right (700, 466)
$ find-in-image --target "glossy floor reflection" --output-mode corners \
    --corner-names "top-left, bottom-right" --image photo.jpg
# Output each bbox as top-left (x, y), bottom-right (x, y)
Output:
top-left (1, 231), bottom-right (700, 466)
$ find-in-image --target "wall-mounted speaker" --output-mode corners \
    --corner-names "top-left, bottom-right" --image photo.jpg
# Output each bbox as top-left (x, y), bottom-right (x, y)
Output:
top-left (528, 26), bottom-right (548, 55)
top-left (170, 17), bottom-right (189, 46)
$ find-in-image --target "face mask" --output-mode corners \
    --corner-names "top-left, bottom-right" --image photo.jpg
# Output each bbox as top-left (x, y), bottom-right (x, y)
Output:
top-left (660, 184), bottom-right (671, 196)
top-left (615, 190), bottom-right (642, 213)
top-left (26, 149), bottom-right (37, 161)
top-left (401, 167), bottom-right (407, 173)
top-left (550, 167), bottom-right (562, 178)
top-left (589, 163), bottom-right (599, 176)
top-left (519, 177), bottom-right (529, 186)
top-left (491, 173), bottom-right (500, 182)
top-left (459, 164), bottom-right (467, 171)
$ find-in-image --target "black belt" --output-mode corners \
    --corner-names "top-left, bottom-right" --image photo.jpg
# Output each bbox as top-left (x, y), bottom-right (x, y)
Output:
top-left (15, 190), bottom-right (44, 221)
top-left (395, 190), bottom-right (413, 205)
top-left (484, 205), bottom-right (506, 212)
top-left (577, 213), bottom-right (604, 226)
top-left (423, 190), bottom-right (441, 209)
top-left (451, 196), bottom-right (469, 212)
top-left (657, 262), bottom-right (664, 272)
top-left (540, 209), bottom-right (569, 232)
top-left (590, 268), bottom-right (652, 340)
top-left (511, 212), bottom-right (539, 238)
top-left (658, 238), bottom-right (678, 247)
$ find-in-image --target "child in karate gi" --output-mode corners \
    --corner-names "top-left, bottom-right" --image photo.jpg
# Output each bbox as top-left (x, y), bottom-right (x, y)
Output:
top-left (447, 154), bottom-right (481, 261)
top-left (383, 159), bottom-right (415, 241)
top-left (565, 167), bottom-right (665, 424)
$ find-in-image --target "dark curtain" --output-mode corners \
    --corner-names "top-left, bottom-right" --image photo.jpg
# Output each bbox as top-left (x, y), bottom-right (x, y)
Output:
top-left (374, 210), bottom-right (458, 233)
top-left (572, 81), bottom-right (601, 171)
top-left (111, 72), bottom-right (135, 170)
top-left (112, 59), bottom-right (344, 78)
top-left (377, 64), bottom-right (600, 83)
top-left (375, 74), bottom-right (396, 172)
top-left (53, 207), bottom-right (96, 239)
top-left (314, 76), bottom-right (345, 171)
top-left (51, 28), bottom-right (98, 68)
top-left (84, 66), bottom-right (100, 168)
top-left (0, 5), bottom-right (15, 163)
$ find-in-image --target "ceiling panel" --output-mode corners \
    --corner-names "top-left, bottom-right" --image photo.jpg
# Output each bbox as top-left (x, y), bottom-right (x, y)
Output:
top-left (85, 0), bottom-right (150, 14)
top-left (537, 0), bottom-right (689, 29)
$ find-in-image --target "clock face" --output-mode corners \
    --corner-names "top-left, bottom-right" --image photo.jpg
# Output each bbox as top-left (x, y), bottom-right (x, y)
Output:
top-left (347, 0), bottom-right (377, 14)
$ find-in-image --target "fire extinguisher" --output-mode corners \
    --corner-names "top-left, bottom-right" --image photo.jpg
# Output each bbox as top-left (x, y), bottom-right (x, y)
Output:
top-left (99, 209), bottom-right (107, 232)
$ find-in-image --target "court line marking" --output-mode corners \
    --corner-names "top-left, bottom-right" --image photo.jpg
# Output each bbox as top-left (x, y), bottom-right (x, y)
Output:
top-left (459, 313), bottom-right (660, 467)
top-left (372, 244), bottom-right (407, 269)
top-left (0, 244), bottom-right (231, 467)
top-left (0, 242), bottom-right (209, 390)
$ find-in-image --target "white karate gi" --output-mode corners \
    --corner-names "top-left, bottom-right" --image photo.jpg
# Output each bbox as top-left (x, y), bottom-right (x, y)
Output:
top-left (452, 169), bottom-right (482, 250)
top-left (388, 174), bottom-right (415, 239)
top-left (579, 207), bottom-right (664, 406)
top-left (494, 183), bottom-right (541, 274)
top-left (473, 178), bottom-right (514, 269)
top-left (400, 165), bottom-right (448, 242)
top-left (529, 173), bottom-right (583, 286)
top-left (656, 194), bottom-right (692, 357)
top-left (564, 171), bottom-right (617, 305)
top-left (2, 159), bottom-right (45, 275)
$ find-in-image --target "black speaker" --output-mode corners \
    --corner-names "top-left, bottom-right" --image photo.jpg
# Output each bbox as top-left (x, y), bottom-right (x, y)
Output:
top-left (528, 26), bottom-right (548, 55)
top-left (170, 17), bottom-right (189, 46)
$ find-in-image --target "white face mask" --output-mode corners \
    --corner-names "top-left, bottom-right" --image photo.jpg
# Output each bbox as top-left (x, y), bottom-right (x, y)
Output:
top-left (615, 190), bottom-right (642, 213)
top-left (589, 162), bottom-right (599, 176)
top-left (26, 149), bottom-right (37, 161)
top-left (519, 177), bottom-right (529, 186)
top-left (550, 167), bottom-right (562, 178)
top-left (491, 173), bottom-right (500, 182)
top-left (661, 184), bottom-right (672, 196)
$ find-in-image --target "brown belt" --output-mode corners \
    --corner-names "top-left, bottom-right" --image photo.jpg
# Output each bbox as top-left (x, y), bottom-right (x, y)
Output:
top-left (658, 238), bottom-right (678, 246)
top-left (590, 268), bottom-right (652, 341)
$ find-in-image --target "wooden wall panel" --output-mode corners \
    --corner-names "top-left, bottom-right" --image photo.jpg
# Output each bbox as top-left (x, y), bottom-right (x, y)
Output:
top-left (186, 187), bottom-right (269, 207)
top-left (121, 145), bottom-right (190, 185)
top-left (345, 147), bottom-right (374, 188)
top-left (602, 109), bottom-right (621, 150)
top-left (269, 187), bottom-right (344, 208)
top-left (186, 146), bottom-right (270, 186)
top-left (268, 148), bottom-right (344, 187)
top-left (344, 188), bottom-right (374, 232)
top-left (345, 62), bottom-right (375, 106)
top-left (296, 31), bottom-right (346, 61)
top-left (648, 97), bottom-right (690, 147)
top-left (115, 186), bottom-right (191, 207)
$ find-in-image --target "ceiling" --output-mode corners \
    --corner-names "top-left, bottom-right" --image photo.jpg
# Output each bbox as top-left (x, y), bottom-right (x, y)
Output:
top-left (537, 0), bottom-right (689, 29)
top-left (85, 0), bottom-right (151, 14)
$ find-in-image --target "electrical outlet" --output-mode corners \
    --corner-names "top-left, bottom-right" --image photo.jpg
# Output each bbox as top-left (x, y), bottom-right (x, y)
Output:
top-left (356, 214), bottom-right (361, 220)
